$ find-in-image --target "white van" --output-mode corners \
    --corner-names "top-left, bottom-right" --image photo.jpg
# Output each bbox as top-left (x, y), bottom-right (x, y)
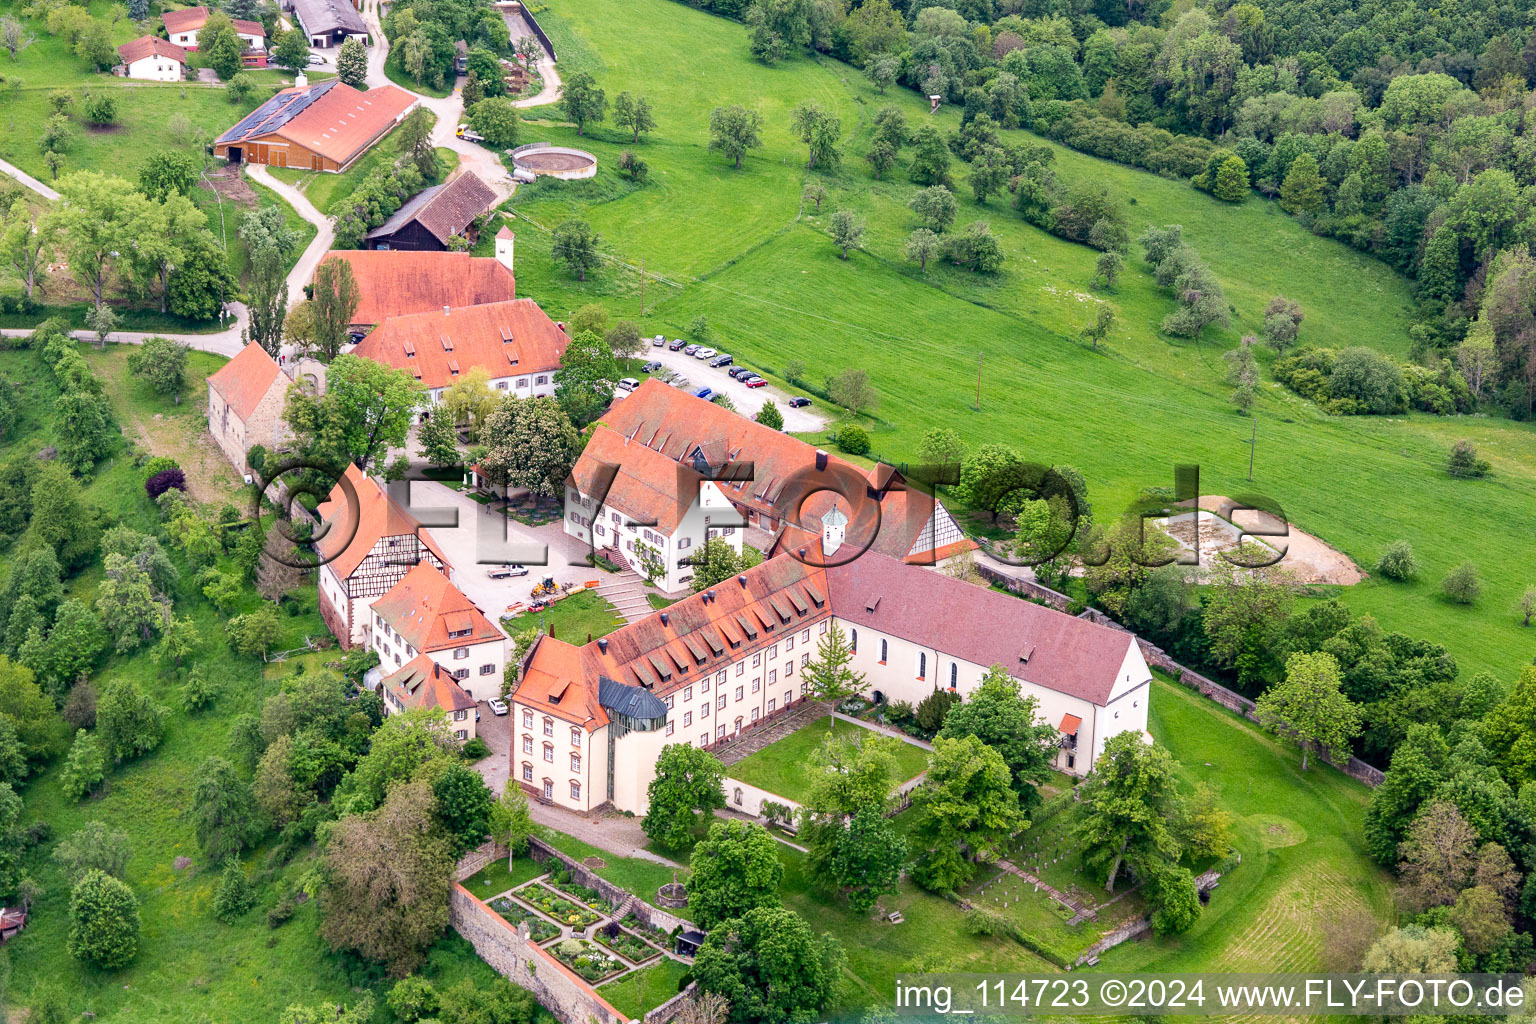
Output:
top-left (617, 377), bottom-right (640, 392)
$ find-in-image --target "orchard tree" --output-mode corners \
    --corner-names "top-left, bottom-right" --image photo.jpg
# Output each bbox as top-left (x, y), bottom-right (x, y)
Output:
top-left (937, 665), bottom-right (1058, 807)
top-left (829, 209), bottom-right (864, 259)
top-left (52, 821), bottom-right (129, 881)
top-left (1262, 295), bottom-right (1304, 353)
top-left (642, 743), bottom-right (726, 850)
top-left (790, 101), bottom-right (841, 171)
top-left (909, 185), bottom-right (957, 233)
top-left (904, 228), bottom-right (939, 271)
top-left (559, 71), bottom-right (606, 135)
top-left (708, 105), bottom-right (763, 169)
top-left (127, 336), bottom-right (190, 403)
top-left (910, 735), bottom-right (1024, 891)
top-left (192, 756), bottom-right (264, 861)
top-left (52, 172), bottom-right (150, 307)
top-left (0, 198), bottom-right (54, 300)
top-left (1074, 731), bottom-right (1181, 892)
top-left (828, 367), bottom-right (876, 417)
top-left (611, 91), bottom-right (655, 143)
top-left (550, 218), bottom-right (600, 281)
top-left (68, 869), bottom-right (140, 969)
top-left (1255, 651), bottom-right (1362, 770)
top-left (689, 819), bottom-right (784, 927)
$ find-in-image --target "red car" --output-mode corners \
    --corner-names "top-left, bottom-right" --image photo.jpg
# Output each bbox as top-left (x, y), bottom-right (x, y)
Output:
top-left (744, 376), bottom-right (767, 388)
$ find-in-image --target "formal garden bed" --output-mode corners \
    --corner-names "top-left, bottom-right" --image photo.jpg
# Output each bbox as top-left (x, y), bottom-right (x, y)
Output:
top-left (593, 921), bottom-right (663, 964)
top-left (490, 895), bottom-right (562, 942)
top-left (621, 911), bottom-right (674, 949)
top-left (544, 867), bottom-right (616, 913)
top-left (548, 937), bottom-right (629, 982)
top-left (515, 882), bottom-right (605, 929)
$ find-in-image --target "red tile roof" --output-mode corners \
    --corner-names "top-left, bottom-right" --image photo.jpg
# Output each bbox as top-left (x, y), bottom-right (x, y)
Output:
top-left (161, 6), bottom-right (210, 33)
top-left (518, 635), bottom-right (608, 731)
top-left (207, 342), bottom-right (286, 421)
top-left (1059, 713), bottom-right (1082, 734)
top-left (372, 562), bottom-right (503, 653)
top-left (218, 80), bottom-right (416, 168)
top-left (383, 654), bottom-right (477, 715)
top-left (117, 35), bottom-right (188, 64)
top-left (825, 552), bottom-right (1137, 706)
top-left (315, 464), bottom-right (453, 580)
top-left (352, 299), bottom-right (568, 391)
top-left (588, 378), bottom-right (968, 561)
top-left (570, 425), bottom-right (709, 534)
top-left (319, 251), bottom-right (516, 328)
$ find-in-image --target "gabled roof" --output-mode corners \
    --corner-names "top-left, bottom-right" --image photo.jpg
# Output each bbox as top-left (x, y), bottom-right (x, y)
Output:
top-left (162, 6), bottom-right (263, 36)
top-left (352, 299), bottom-right (568, 391)
top-left (315, 464), bottom-right (453, 580)
top-left (118, 35), bottom-right (188, 64)
top-left (217, 80), bottom-right (416, 167)
top-left (372, 562), bottom-right (503, 653)
top-left (319, 251), bottom-right (516, 327)
top-left (570, 425), bottom-right (710, 534)
top-left (519, 635), bottom-right (608, 731)
top-left (207, 342), bottom-right (287, 420)
top-left (383, 654), bottom-right (476, 715)
top-left (825, 551), bottom-right (1137, 706)
top-left (290, 0), bottom-right (367, 36)
top-left (366, 171), bottom-right (497, 246)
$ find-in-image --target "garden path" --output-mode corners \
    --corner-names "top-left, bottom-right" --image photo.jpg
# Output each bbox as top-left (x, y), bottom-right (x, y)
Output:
top-left (528, 801), bottom-right (684, 869)
top-left (0, 157), bottom-right (60, 201)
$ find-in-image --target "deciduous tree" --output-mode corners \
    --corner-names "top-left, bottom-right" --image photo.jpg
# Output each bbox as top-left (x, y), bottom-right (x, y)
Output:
top-left (559, 71), bottom-right (606, 135)
top-left (689, 819), bottom-right (784, 928)
top-left (938, 666), bottom-right (1058, 807)
top-left (708, 105), bottom-right (762, 169)
top-left (643, 743), bottom-right (726, 849)
top-left (911, 735), bottom-right (1024, 891)
top-left (611, 91), bottom-right (655, 143)
top-left (1074, 731), bottom-right (1181, 892)
top-left (68, 869), bottom-right (140, 968)
top-left (692, 906), bottom-right (842, 1024)
top-left (1254, 651), bottom-right (1362, 770)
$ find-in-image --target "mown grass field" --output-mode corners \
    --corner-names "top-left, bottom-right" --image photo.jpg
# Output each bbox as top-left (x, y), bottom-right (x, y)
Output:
top-left (728, 718), bottom-right (930, 804)
top-left (496, 0), bottom-right (1536, 685)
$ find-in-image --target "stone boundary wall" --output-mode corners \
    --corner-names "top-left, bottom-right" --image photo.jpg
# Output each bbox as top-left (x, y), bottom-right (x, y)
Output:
top-left (449, 884), bottom-right (629, 1024)
top-left (722, 777), bottom-right (802, 819)
top-left (526, 836), bottom-right (692, 935)
top-left (644, 982), bottom-right (698, 1024)
top-left (494, 1), bottom-right (557, 60)
top-left (457, 839), bottom-right (508, 881)
top-left (974, 563), bottom-right (1385, 788)
top-left (1072, 866), bottom-right (1227, 966)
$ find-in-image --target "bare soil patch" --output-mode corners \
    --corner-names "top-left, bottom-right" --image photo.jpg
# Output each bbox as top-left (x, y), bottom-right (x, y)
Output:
top-left (200, 168), bottom-right (259, 207)
top-left (1158, 496), bottom-right (1362, 586)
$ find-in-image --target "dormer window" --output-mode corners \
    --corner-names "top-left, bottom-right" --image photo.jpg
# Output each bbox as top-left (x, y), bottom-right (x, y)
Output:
top-left (440, 335), bottom-right (453, 351)
top-left (403, 340), bottom-right (416, 358)
top-left (499, 326), bottom-right (513, 343)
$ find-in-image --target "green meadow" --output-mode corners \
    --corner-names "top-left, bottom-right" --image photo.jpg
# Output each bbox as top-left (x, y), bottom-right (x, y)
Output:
top-left (493, 0), bottom-right (1536, 684)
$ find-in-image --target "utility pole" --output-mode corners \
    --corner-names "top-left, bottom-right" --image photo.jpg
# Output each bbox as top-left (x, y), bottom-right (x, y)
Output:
top-left (974, 351), bottom-right (982, 411)
top-left (1245, 415), bottom-right (1257, 481)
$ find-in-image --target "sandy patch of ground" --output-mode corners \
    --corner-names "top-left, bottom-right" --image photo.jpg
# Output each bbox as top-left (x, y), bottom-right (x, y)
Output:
top-left (1157, 495), bottom-right (1362, 586)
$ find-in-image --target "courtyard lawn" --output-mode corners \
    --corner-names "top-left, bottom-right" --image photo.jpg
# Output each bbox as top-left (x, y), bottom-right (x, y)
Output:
top-left (728, 718), bottom-right (930, 804)
top-left (597, 957), bottom-right (692, 1019)
top-left (463, 854), bottom-right (550, 902)
top-left (504, 0), bottom-right (1536, 684)
top-left (503, 590), bottom-right (625, 643)
top-left (538, 830), bottom-right (693, 918)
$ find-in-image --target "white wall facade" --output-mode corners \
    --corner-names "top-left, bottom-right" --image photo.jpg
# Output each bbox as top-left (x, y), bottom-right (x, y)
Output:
top-left (382, 683), bottom-right (478, 742)
top-left (367, 609), bottom-right (506, 702)
top-left (124, 54), bottom-right (184, 80)
top-left (564, 481), bottom-right (744, 593)
top-left (421, 371), bottom-right (556, 423)
top-left (511, 704), bottom-right (599, 811)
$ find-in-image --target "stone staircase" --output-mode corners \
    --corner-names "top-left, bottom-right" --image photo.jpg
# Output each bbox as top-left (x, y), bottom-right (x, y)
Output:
top-left (595, 570), bottom-right (655, 624)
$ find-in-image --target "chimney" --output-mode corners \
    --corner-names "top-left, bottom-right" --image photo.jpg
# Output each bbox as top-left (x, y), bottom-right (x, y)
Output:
top-left (660, 612), bottom-right (670, 627)
top-left (815, 449), bottom-right (828, 470)
top-left (548, 623), bottom-right (555, 638)
top-left (597, 637), bottom-right (608, 653)
top-left (443, 305), bottom-right (450, 315)
top-left (495, 225), bottom-right (515, 277)
top-left (797, 547), bottom-right (807, 559)
top-left (705, 589), bottom-right (715, 602)
top-left (738, 574), bottom-right (748, 588)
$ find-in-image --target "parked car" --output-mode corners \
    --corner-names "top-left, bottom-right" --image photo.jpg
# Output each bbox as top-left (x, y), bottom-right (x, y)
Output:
top-left (729, 366), bottom-right (753, 380)
top-left (307, 53), bottom-right (328, 65)
top-left (694, 387), bottom-right (714, 400)
top-left (641, 360), bottom-right (662, 373)
top-left (788, 396), bottom-right (811, 408)
top-left (487, 698), bottom-right (509, 716)
top-left (744, 376), bottom-right (767, 388)
top-left (668, 338), bottom-right (687, 351)
top-left (618, 377), bottom-right (640, 392)
top-left (670, 377), bottom-right (691, 389)
top-left (710, 353), bottom-right (734, 367)
top-left (487, 564), bottom-right (529, 579)
top-left (683, 344), bottom-right (700, 356)
top-left (652, 335), bottom-right (665, 347)
top-left (694, 347), bottom-right (717, 359)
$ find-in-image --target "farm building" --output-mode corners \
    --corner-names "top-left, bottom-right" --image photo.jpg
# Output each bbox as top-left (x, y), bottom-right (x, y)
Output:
top-left (214, 79), bottom-right (416, 172)
top-left (206, 342), bottom-right (291, 472)
top-left (317, 244), bottom-right (516, 330)
top-left (162, 6), bottom-right (267, 63)
top-left (365, 171), bottom-right (498, 251)
top-left (287, 0), bottom-right (368, 47)
top-left (116, 36), bottom-right (188, 81)
top-left (350, 298), bottom-right (569, 410)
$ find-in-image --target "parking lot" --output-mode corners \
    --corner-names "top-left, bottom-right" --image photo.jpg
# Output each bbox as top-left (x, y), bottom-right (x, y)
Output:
top-left (627, 346), bottom-right (830, 433)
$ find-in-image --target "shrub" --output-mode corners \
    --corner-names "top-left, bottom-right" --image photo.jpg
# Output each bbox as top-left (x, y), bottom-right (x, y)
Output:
top-left (461, 737), bottom-right (491, 761)
top-left (1447, 440), bottom-right (1490, 479)
top-left (143, 456), bottom-right (179, 478)
top-left (913, 688), bottom-right (959, 735)
top-left (1375, 540), bottom-right (1418, 581)
top-left (833, 423), bottom-right (870, 455)
top-left (1442, 563), bottom-right (1482, 605)
top-left (1328, 347), bottom-right (1405, 414)
top-left (68, 869), bottom-right (140, 968)
top-left (146, 468), bottom-right (186, 498)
